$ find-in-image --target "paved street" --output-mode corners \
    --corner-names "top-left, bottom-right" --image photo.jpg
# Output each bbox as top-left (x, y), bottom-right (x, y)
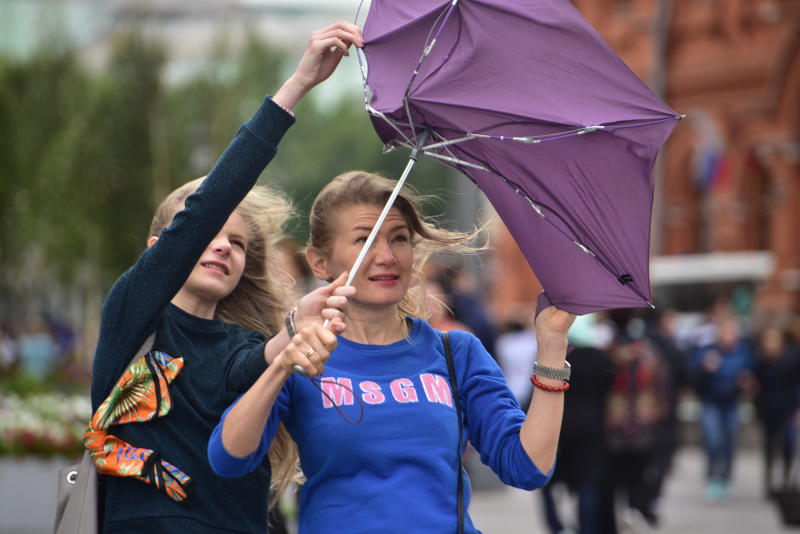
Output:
top-left (2, 446), bottom-right (793, 533)
top-left (469, 447), bottom-right (795, 534)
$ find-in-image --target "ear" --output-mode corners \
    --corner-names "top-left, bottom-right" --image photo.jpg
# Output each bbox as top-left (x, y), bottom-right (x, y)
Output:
top-left (305, 247), bottom-right (333, 282)
top-left (146, 236), bottom-right (159, 248)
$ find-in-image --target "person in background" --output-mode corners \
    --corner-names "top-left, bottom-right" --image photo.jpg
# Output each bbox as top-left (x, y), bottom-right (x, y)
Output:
top-left (426, 278), bottom-right (472, 334)
top-left (644, 308), bottom-right (689, 516)
top-left (753, 324), bottom-right (800, 497)
top-left (539, 345), bottom-right (615, 534)
top-left (604, 317), bottom-right (669, 529)
top-left (439, 267), bottom-right (498, 357)
top-left (691, 316), bottom-right (755, 502)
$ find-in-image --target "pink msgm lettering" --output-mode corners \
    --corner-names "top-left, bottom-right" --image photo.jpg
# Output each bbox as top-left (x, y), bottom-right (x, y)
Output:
top-left (320, 377), bottom-right (354, 409)
top-left (390, 378), bottom-right (419, 403)
top-left (360, 381), bottom-right (385, 405)
top-left (420, 374), bottom-right (453, 407)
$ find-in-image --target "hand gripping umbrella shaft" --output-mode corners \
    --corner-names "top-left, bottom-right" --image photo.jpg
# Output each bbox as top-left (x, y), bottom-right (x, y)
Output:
top-left (292, 131), bottom-right (430, 376)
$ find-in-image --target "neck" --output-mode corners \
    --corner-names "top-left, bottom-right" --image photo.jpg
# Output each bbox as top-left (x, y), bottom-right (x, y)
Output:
top-left (171, 290), bottom-right (217, 320)
top-left (342, 304), bottom-right (408, 345)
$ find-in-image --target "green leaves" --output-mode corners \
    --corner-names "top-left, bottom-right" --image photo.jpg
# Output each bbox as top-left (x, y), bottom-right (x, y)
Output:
top-left (0, 28), bottom-right (454, 321)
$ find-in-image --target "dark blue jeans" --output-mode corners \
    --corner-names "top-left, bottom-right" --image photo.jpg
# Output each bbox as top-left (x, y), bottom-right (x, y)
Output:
top-left (541, 482), bottom-right (601, 534)
top-left (700, 401), bottom-right (740, 482)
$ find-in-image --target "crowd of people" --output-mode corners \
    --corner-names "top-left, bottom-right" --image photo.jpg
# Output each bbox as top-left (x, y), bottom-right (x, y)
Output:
top-left (481, 296), bottom-right (799, 533)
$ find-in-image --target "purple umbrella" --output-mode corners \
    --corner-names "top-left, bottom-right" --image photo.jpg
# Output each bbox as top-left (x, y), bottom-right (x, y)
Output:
top-left (345, 0), bottom-right (682, 316)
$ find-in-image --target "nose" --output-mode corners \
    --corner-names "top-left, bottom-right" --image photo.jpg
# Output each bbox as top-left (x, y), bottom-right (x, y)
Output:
top-left (210, 235), bottom-right (231, 255)
top-left (372, 238), bottom-right (396, 265)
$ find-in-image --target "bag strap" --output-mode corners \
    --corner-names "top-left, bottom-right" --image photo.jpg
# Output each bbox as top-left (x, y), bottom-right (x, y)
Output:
top-left (441, 331), bottom-right (464, 534)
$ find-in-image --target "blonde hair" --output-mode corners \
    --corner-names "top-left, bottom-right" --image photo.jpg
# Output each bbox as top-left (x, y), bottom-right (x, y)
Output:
top-left (149, 177), bottom-right (301, 507)
top-left (307, 170), bottom-right (483, 318)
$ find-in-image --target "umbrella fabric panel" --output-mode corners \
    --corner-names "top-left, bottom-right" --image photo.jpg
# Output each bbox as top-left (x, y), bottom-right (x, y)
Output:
top-left (364, 0), bottom-right (678, 130)
top-left (447, 133), bottom-right (657, 315)
top-left (478, 176), bottom-right (649, 315)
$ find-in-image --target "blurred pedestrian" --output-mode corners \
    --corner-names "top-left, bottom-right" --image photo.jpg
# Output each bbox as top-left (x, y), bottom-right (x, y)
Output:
top-left (18, 315), bottom-right (58, 379)
top-left (496, 315), bottom-right (537, 411)
top-left (753, 324), bottom-right (800, 497)
top-left (691, 316), bottom-right (755, 502)
top-left (644, 308), bottom-right (690, 514)
top-left (604, 318), bottom-right (669, 528)
top-left (0, 323), bottom-right (18, 371)
top-left (539, 346), bottom-right (615, 534)
top-left (440, 268), bottom-right (498, 356)
top-left (427, 279), bottom-right (472, 333)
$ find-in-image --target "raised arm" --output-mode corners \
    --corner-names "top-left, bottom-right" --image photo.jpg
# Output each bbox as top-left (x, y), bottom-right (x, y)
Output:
top-left (519, 305), bottom-right (575, 472)
top-left (92, 22), bottom-right (363, 408)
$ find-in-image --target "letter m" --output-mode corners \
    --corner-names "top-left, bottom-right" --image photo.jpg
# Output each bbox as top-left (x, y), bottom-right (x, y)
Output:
top-left (420, 374), bottom-right (453, 407)
top-left (320, 377), bottom-right (354, 409)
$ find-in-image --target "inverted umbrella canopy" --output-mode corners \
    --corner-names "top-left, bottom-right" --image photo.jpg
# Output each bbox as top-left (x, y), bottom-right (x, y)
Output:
top-left (358, 0), bottom-right (683, 315)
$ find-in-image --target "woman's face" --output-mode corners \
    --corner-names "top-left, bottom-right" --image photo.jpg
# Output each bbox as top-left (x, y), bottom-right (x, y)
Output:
top-left (316, 204), bottom-right (413, 311)
top-left (181, 210), bottom-right (249, 305)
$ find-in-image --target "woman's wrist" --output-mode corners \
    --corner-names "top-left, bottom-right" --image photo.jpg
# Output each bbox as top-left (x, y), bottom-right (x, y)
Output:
top-left (273, 75), bottom-right (310, 113)
top-left (270, 353), bottom-right (294, 381)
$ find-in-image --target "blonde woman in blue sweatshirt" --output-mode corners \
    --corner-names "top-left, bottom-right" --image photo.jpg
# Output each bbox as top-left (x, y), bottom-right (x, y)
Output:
top-left (209, 172), bottom-right (576, 533)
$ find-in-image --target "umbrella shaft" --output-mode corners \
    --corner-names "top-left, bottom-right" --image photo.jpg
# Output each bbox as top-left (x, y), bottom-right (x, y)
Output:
top-left (344, 155), bottom-right (418, 289)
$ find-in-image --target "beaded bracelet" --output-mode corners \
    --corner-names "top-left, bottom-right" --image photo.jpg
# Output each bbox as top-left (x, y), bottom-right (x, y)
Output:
top-left (530, 374), bottom-right (570, 393)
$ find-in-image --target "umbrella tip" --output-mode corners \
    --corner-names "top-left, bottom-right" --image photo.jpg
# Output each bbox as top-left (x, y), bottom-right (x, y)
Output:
top-left (679, 114), bottom-right (687, 119)
top-left (646, 300), bottom-right (656, 309)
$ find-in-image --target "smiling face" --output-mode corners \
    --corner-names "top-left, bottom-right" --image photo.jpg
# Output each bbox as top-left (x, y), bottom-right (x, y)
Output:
top-left (310, 204), bottom-right (414, 311)
top-left (172, 211), bottom-right (250, 314)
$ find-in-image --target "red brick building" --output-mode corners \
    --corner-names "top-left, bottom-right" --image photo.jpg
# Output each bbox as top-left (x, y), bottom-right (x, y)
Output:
top-left (489, 0), bottom-right (800, 321)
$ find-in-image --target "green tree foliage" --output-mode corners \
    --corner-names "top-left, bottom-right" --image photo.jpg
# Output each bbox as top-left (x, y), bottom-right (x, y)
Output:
top-left (0, 29), bottom-right (454, 323)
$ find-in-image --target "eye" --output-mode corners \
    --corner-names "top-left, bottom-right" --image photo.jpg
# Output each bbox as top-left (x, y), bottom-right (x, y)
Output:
top-left (355, 235), bottom-right (369, 244)
top-left (231, 239), bottom-right (246, 250)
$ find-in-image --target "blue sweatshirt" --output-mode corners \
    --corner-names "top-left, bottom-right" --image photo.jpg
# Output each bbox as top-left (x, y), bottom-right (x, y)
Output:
top-left (91, 97), bottom-right (294, 533)
top-left (691, 340), bottom-right (754, 405)
top-left (209, 318), bottom-right (551, 533)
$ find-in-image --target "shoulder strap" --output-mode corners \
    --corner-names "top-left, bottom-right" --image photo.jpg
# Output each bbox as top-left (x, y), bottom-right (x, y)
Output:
top-left (441, 331), bottom-right (464, 534)
top-left (129, 333), bottom-right (157, 376)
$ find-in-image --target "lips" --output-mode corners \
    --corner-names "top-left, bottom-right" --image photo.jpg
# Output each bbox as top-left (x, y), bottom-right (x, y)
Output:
top-left (201, 261), bottom-right (229, 275)
top-left (368, 274), bottom-right (399, 281)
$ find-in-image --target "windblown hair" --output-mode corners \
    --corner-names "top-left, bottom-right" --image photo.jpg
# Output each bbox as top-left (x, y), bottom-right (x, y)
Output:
top-left (149, 177), bottom-right (301, 508)
top-left (307, 170), bottom-right (484, 318)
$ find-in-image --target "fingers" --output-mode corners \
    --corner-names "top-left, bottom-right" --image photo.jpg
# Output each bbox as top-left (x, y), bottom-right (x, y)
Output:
top-left (286, 325), bottom-right (338, 377)
top-left (295, 272), bottom-right (355, 332)
top-left (314, 36), bottom-right (350, 57)
top-left (311, 22), bottom-right (364, 48)
top-left (326, 271), bottom-right (350, 291)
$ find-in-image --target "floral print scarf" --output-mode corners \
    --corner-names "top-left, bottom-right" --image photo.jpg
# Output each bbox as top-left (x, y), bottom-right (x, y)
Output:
top-left (83, 350), bottom-right (192, 502)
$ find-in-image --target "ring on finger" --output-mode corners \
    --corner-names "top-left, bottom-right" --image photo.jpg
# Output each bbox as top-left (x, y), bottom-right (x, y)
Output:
top-left (304, 346), bottom-right (316, 358)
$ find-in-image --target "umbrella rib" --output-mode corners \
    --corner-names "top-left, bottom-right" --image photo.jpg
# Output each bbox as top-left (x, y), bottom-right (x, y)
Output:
top-left (420, 116), bottom-right (683, 151)
top-left (422, 151), bottom-right (489, 171)
top-left (365, 104), bottom-right (415, 147)
top-left (404, 0), bottom-right (460, 100)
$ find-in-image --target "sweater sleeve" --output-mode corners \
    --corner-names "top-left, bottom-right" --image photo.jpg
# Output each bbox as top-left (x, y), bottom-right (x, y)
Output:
top-left (454, 331), bottom-right (553, 490)
top-left (91, 97), bottom-right (294, 408)
top-left (225, 329), bottom-right (269, 394)
top-left (207, 381), bottom-right (291, 478)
